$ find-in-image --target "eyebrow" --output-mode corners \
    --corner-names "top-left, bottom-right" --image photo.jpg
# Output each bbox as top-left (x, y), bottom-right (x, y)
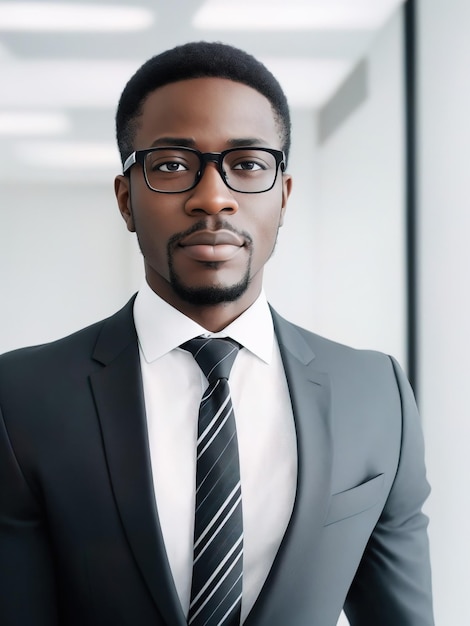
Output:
top-left (149, 137), bottom-right (269, 149)
top-left (227, 138), bottom-right (268, 147)
top-left (150, 137), bottom-right (196, 148)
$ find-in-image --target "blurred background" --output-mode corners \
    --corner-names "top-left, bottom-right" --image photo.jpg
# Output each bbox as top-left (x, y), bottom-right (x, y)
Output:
top-left (0, 1), bottom-right (469, 623)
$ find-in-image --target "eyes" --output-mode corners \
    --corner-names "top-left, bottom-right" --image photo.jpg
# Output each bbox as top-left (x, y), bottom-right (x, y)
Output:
top-left (156, 161), bottom-right (188, 173)
top-left (152, 158), bottom-right (265, 173)
top-left (232, 161), bottom-right (264, 171)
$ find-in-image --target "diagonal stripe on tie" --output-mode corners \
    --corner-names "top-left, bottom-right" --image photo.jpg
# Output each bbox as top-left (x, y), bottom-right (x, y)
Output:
top-left (181, 337), bottom-right (243, 626)
top-left (194, 483), bottom-right (241, 551)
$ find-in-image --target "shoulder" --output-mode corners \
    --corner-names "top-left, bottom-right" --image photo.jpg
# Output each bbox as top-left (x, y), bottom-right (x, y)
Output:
top-left (0, 297), bottom-right (136, 384)
top-left (269, 308), bottom-right (415, 414)
top-left (271, 307), bottom-right (395, 373)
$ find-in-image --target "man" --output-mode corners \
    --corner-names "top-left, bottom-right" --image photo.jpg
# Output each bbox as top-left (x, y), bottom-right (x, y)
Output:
top-left (0, 42), bottom-right (433, 625)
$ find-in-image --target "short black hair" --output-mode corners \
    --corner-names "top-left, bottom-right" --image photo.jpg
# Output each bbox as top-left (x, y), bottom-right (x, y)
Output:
top-left (115, 41), bottom-right (291, 166)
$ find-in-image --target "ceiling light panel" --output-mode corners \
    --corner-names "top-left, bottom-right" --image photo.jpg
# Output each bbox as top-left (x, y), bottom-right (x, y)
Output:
top-left (0, 2), bottom-right (155, 32)
top-left (194, 0), bottom-right (405, 31)
top-left (15, 141), bottom-right (120, 169)
top-left (0, 60), bottom-right (142, 108)
top-left (0, 111), bottom-right (70, 135)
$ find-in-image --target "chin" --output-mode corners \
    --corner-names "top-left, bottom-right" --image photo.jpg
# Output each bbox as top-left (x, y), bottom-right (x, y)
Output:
top-left (170, 277), bottom-right (250, 306)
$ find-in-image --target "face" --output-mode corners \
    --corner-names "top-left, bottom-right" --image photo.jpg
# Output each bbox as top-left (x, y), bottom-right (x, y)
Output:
top-left (115, 77), bottom-right (292, 318)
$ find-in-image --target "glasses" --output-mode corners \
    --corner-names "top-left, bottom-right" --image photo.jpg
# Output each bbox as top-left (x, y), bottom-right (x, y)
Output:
top-left (123, 146), bottom-right (286, 194)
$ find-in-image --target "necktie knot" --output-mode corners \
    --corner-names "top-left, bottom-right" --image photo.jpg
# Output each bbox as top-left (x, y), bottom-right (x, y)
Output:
top-left (181, 337), bottom-right (240, 383)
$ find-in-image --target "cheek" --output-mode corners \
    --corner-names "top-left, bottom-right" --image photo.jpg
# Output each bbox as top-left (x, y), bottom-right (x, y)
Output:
top-left (131, 192), bottom-right (180, 238)
top-left (252, 213), bottom-right (282, 254)
top-left (259, 203), bottom-right (284, 236)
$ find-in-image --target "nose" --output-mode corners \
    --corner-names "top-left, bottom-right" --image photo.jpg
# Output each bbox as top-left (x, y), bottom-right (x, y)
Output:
top-left (184, 162), bottom-right (239, 216)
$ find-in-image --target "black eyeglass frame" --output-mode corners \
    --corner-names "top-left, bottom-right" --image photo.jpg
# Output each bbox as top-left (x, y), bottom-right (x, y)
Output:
top-left (122, 146), bottom-right (286, 194)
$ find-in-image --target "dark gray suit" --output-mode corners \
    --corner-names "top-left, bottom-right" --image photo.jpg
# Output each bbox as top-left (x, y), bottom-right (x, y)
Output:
top-left (0, 298), bottom-right (434, 625)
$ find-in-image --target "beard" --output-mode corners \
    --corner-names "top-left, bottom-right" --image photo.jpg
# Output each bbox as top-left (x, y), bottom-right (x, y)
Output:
top-left (167, 256), bottom-right (252, 305)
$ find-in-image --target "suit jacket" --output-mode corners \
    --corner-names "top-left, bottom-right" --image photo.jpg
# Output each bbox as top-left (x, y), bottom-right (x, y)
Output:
top-left (0, 298), bottom-right (434, 626)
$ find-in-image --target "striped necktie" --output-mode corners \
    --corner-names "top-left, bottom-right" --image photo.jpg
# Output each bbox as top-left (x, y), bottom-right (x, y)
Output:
top-left (181, 337), bottom-right (243, 626)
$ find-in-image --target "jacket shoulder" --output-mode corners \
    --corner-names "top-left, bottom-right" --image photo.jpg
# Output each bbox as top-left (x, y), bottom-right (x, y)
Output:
top-left (0, 297), bottom-right (136, 381)
top-left (271, 307), bottom-right (394, 371)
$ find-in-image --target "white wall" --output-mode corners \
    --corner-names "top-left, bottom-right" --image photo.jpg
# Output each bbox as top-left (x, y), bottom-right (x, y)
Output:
top-left (0, 183), bottom-right (142, 353)
top-left (313, 10), bottom-right (407, 366)
top-left (417, 1), bottom-right (470, 623)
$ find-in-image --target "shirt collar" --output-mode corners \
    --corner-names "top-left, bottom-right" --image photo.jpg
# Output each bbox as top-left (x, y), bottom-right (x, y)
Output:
top-left (133, 280), bottom-right (274, 365)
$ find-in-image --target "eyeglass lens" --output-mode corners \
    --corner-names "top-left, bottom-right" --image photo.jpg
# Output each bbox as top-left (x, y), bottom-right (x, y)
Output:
top-left (143, 148), bottom-right (279, 193)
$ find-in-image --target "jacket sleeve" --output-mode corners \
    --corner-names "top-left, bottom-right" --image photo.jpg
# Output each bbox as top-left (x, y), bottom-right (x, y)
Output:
top-left (344, 357), bottom-right (434, 625)
top-left (0, 405), bottom-right (59, 626)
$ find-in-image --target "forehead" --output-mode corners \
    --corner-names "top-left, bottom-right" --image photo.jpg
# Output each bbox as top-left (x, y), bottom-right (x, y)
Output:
top-left (133, 77), bottom-right (282, 150)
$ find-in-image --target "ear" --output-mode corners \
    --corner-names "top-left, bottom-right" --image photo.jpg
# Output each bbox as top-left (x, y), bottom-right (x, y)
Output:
top-left (114, 175), bottom-right (135, 232)
top-left (279, 173), bottom-right (292, 227)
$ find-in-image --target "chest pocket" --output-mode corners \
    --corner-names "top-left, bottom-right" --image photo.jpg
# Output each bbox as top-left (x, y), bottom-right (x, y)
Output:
top-left (324, 473), bottom-right (384, 526)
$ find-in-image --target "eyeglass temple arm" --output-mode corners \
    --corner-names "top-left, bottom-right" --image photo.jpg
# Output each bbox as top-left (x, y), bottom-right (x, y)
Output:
top-left (123, 152), bottom-right (137, 175)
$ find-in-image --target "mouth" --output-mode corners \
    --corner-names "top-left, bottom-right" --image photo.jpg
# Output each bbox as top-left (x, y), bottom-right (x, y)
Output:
top-left (178, 229), bottom-right (246, 262)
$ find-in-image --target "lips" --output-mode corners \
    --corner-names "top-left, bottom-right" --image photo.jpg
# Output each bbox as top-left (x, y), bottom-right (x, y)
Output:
top-left (179, 230), bottom-right (244, 247)
top-left (178, 229), bottom-right (245, 262)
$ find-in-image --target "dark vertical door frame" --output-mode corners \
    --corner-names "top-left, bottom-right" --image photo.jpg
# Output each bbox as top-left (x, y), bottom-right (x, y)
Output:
top-left (404, 0), bottom-right (418, 393)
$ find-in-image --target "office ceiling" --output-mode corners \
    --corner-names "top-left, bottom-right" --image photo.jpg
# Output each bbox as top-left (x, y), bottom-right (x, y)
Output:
top-left (0, 0), bottom-right (404, 183)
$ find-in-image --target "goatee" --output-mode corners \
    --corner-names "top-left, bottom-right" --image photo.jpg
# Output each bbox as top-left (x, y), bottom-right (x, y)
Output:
top-left (167, 264), bottom-right (251, 305)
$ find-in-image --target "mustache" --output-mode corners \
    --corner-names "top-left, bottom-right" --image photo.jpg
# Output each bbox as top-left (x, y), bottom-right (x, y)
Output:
top-left (167, 220), bottom-right (253, 249)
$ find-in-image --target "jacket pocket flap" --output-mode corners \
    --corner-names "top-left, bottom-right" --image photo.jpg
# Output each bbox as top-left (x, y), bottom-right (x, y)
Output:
top-left (324, 473), bottom-right (384, 526)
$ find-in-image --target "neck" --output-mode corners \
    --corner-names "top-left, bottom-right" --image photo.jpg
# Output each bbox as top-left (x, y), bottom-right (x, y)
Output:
top-left (178, 300), bottom-right (254, 333)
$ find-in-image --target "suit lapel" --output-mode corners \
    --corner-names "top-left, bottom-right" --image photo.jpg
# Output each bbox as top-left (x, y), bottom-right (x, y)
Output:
top-left (245, 310), bottom-right (333, 624)
top-left (89, 299), bottom-right (186, 626)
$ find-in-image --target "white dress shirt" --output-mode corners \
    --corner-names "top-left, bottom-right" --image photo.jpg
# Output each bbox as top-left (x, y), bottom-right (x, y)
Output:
top-left (133, 281), bottom-right (297, 622)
